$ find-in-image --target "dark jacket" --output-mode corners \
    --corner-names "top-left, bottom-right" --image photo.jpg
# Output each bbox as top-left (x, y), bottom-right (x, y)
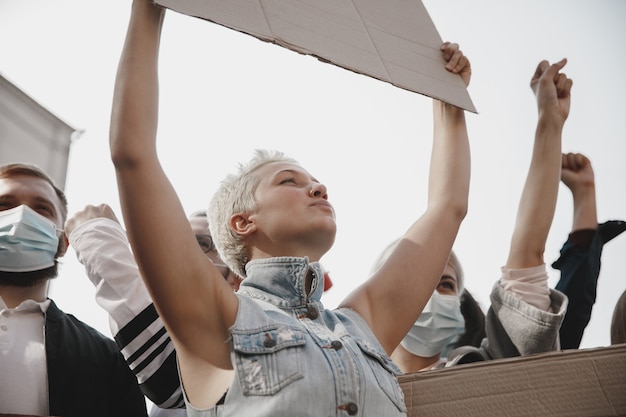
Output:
top-left (553, 220), bottom-right (626, 349)
top-left (45, 299), bottom-right (147, 417)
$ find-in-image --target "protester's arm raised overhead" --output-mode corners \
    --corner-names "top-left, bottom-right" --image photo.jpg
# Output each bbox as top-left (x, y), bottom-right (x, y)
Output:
top-left (340, 42), bottom-right (471, 355)
top-left (109, 0), bottom-right (238, 372)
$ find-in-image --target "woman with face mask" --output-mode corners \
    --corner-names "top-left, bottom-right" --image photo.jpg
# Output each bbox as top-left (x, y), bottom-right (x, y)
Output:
top-left (396, 251), bottom-right (467, 370)
top-left (376, 239), bottom-right (566, 373)
top-left (376, 57), bottom-right (574, 373)
top-left (371, 243), bottom-right (470, 371)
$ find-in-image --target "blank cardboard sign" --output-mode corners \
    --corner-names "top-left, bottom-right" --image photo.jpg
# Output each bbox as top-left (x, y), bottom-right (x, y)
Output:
top-left (399, 344), bottom-right (626, 417)
top-left (154, 0), bottom-right (476, 112)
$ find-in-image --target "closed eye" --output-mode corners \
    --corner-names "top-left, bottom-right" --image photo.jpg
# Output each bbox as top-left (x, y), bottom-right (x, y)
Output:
top-left (36, 205), bottom-right (54, 216)
top-left (279, 178), bottom-right (296, 185)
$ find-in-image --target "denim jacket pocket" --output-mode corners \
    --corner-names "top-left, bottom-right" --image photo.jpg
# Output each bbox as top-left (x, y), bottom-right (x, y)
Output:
top-left (232, 325), bottom-right (306, 396)
top-left (354, 338), bottom-right (407, 412)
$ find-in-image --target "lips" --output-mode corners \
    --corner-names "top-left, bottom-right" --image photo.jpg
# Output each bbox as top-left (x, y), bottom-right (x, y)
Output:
top-left (311, 200), bottom-right (335, 215)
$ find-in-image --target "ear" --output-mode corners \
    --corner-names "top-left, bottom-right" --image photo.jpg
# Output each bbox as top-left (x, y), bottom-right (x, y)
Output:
top-left (56, 234), bottom-right (69, 258)
top-left (230, 213), bottom-right (257, 237)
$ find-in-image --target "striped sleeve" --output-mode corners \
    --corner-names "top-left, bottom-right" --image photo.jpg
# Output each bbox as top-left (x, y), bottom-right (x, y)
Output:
top-left (69, 217), bottom-right (184, 408)
top-left (116, 304), bottom-right (184, 408)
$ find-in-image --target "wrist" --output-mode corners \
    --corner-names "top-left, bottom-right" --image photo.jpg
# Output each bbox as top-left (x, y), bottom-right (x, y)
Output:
top-left (536, 113), bottom-right (565, 134)
top-left (571, 183), bottom-right (596, 203)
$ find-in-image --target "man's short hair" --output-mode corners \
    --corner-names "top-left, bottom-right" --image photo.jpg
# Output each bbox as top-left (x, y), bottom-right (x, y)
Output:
top-left (0, 162), bottom-right (68, 222)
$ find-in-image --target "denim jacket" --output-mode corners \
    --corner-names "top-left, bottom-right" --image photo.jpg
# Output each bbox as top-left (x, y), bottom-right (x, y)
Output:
top-left (185, 257), bottom-right (407, 417)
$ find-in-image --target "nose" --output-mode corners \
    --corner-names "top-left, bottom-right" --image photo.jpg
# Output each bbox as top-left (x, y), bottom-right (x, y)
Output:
top-left (309, 182), bottom-right (328, 199)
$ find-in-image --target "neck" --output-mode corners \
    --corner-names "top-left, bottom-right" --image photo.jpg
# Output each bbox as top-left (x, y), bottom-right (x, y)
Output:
top-left (391, 344), bottom-right (442, 373)
top-left (0, 281), bottom-right (48, 308)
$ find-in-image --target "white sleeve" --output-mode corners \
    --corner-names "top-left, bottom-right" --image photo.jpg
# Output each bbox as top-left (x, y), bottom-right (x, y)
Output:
top-left (69, 218), bottom-right (151, 334)
top-left (69, 218), bottom-right (184, 408)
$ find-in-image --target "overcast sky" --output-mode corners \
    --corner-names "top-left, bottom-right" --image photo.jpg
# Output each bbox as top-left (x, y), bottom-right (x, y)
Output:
top-left (1, 0), bottom-right (625, 360)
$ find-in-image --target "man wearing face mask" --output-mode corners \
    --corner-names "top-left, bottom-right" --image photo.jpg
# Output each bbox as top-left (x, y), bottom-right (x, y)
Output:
top-left (375, 58), bottom-right (573, 373)
top-left (0, 163), bottom-right (148, 417)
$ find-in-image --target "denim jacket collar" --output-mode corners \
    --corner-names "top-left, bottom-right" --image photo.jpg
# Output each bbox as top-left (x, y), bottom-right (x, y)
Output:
top-left (240, 257), bottom-right (325, 308)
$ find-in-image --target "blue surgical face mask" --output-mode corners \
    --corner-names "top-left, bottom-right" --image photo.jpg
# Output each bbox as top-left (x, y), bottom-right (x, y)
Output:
top-left (0, 204), bottom-right (61, 272)
top-left (400, 291), bottom-right (465, 358)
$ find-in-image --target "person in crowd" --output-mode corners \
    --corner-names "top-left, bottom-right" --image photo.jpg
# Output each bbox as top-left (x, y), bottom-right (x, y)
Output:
top-left (381, 56), bottom-right (572, 373)
top-left (438, 152), bottom-right (626, 354)
top-left (0, 163), bottom-right (147, 417)
top-left (65, 205), bottom-right (241, 412)
top-left (66, 203), bottom-right (332, 416)
top-left (451, 287), bottom-right (486, 350)
top-left (552, 152), bottom-right (626, 348)
top-left (107, 0), bottom-right (471, 414)
top-left (610, 290), bottom-right (626, 345)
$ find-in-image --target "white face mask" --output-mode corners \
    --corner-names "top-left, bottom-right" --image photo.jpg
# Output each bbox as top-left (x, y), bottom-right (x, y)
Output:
top-left (0, 205), bottom-right (60, 272)
top-left (400, 291), bottom-right (465, 358)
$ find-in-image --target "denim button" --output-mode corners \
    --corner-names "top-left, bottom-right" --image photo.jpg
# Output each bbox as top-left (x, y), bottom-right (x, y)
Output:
top-left (345, 402), bottom-right (358, 415)
top-left (331, 340), bottom-right (343, 350)
top-left (263, 335), bottom-right (277, 348)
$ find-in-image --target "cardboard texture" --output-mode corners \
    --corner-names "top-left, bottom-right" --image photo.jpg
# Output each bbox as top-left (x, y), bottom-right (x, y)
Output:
top-left (154, 0), bottom-right (476, 112)
top-left (398, 344), bottom-right (626, 417)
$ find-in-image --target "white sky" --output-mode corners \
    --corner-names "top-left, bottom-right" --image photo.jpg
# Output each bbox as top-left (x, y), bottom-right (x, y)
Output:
top-left (1, 0), bottom-right (625, 359)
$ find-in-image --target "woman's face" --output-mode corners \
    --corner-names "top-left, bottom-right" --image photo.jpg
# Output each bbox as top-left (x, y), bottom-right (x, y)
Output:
top-left (436, 263), bottom-right (459, 297)
top-left (247, 161), bottom-right (336, 258)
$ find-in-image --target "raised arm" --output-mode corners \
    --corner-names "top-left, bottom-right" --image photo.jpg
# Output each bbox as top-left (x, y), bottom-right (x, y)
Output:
top-left (341, 42), bottom-right (471, 354)
top-left (553, 154), bottom-right (626, 348)
top-left (110, 0), bottom-right (237, 380)
top-left (477, 60), bottom-right (573, 360)
top-left (561, 153), bottom-right (597, 232)
top-left (506, 59), bottom-right (572, 270)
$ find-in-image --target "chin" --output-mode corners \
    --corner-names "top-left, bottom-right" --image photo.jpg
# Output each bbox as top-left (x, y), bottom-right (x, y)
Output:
top-left (316, 227), bottom-right (337, 252)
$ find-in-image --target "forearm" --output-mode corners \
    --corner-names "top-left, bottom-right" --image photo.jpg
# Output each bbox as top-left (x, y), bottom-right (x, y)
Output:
top-left (507, 117), bottom-right (563, 268)
top-left (69, 218), bottom-right (153, 333)
top-left (430, 100), bottom-right (470, 219)
top-left (571, 182), bottom-right (598, 232)
top-left (110, 0), bottom-right (164, 167)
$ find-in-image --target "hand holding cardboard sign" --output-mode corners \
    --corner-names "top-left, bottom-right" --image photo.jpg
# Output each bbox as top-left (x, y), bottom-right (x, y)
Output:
top-left (441, 42), bottom-right (471, 87)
